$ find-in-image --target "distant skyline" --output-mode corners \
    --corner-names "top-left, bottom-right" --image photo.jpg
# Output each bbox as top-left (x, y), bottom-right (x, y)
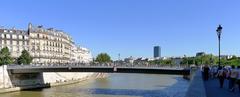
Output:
top-left (1, 0), bottom-right (240, 60)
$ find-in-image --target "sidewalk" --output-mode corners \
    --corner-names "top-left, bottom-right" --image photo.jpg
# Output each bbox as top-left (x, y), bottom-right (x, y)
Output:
top-left (204, 78), bottom-right (240, 97)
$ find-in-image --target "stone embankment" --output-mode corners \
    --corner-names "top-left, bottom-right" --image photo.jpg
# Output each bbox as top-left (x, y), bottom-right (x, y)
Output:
top-left (0, 65), bottom-right (100, 93)
top-left (185, 69), bottom-right (207, 97)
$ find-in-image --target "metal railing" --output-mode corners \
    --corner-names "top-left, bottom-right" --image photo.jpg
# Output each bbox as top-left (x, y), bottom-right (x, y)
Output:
top-left (7, 63), bottom-right (186, 70)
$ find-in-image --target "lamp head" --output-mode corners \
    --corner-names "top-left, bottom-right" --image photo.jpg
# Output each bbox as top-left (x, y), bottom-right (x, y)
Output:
top-left (216, 25), bottom-right (222, 37)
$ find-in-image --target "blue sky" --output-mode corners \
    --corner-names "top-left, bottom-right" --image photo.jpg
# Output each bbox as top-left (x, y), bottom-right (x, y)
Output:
top-left (0, 0), bottom-right (240, 60)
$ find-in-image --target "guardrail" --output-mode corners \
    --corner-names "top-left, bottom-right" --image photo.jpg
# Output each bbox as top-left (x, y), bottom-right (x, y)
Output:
top-left (7, 64), bottom-right (185, 70)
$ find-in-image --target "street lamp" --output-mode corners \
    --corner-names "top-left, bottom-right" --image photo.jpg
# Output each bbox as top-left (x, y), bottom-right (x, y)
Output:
top-left (216, 25), bottom-right (222, 66)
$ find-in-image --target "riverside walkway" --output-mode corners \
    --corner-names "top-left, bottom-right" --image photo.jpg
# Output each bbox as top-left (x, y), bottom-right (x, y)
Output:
top-left (204, 78), bottom-right (240, 97)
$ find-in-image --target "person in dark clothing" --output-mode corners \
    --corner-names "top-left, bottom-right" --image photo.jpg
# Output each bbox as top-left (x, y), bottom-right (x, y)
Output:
top-left (203, 65), bottom-right (210, 81)
top-left (216, 66), bottom-right (226, 88)
top-left (229, 65), bottom-right (236, 91)
top-left (236, 66), bottom-right (240, 92)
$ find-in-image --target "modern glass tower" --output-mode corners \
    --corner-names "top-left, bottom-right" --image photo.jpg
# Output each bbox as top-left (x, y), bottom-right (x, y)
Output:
top-left (153, 46), bottom-right (161, 58)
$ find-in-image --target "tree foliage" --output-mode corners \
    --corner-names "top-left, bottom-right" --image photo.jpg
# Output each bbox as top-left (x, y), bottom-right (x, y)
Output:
top-left (17, 50), bottom-right (33, 65)
top-left (0, 47), bottom-right (13, 65)
top-left (148, 54), bottom-right (240, 67)
top-left (161, 59), bottom-right (173, 65)
top-left (95, 53), bottom-right (111, 63)
top-left (180, 54), bottom-right (240, 66)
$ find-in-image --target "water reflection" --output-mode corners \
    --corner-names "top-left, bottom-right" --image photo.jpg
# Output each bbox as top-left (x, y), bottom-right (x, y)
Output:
top-left (0, 73), bottom-right (189, 97)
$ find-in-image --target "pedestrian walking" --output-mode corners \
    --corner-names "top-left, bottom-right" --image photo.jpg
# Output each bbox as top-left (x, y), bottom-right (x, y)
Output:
top-left (213, 66), bottom-right (218, 78)
top-left (230, 65), bottom-right (238, 92)
top-left (226, 66), bottom-right (232, 89)
top-left (236, 66), bottom-right (240, 93)
top-left (203, 65), bottom-right (210, 81)
top-left (229, 65), bottom-right (235, 90)
top-left (216, 66), bottom-right (226, 88)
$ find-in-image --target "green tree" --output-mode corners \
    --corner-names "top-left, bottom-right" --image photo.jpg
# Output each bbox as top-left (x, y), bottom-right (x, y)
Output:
top-left (187, 57), bottom-right (195, 65)
top-left (95, 53), bottom-right (111, 63)
top-left (161, 59), bottom-right (173, 65)
top-left (17, 50), bottom-right (33, 65)
top-left (149, 59), bottom-right (162, 65)
top-left (225, 56), bottom-right (240, 66)
top-left (180, 57), bottom-right (188, 65)
top-left (0, 47), bottom-right (13, 65)
top-left (201, 54), bottom-right (212, 64)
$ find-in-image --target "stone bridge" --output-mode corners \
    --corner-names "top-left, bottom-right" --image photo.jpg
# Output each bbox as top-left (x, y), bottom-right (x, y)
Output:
top-left (7, 64), bottom-right (190, 75)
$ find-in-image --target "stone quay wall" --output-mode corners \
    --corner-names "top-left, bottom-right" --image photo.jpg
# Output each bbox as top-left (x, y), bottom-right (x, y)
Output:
top-left (0, 65), bottom-right (94, 89)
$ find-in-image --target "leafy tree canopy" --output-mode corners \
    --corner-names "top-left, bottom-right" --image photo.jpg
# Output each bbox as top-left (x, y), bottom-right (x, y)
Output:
top-left (17, 50), bottom-right (33, 65)
top-left (0, 47), bottom-right (13, 65)
top-left (95, 53), bottom-right (111, 63)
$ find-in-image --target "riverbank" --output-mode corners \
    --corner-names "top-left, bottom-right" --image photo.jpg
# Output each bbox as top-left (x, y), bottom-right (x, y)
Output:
top-left (49, 73), bottom-right (107, 87)
top-left (0, 73), bottom-right (189, 97)
top-left (0, 72), bottom-right (105, 94)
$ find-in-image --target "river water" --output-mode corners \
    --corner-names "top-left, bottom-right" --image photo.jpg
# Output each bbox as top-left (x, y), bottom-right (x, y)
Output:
top-left (0, 73), bottom-right (190, 97)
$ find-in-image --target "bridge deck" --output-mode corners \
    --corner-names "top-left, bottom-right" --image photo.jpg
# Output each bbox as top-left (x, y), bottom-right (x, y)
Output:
top-left (7, 65), bottom-right (190, 75)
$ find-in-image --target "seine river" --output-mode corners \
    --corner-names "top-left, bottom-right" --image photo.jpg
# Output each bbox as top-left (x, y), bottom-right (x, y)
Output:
top-left (0, 73), bottom-right (190, 97)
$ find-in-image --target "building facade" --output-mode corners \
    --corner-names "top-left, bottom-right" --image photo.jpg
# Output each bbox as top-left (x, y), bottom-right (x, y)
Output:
top-left (71, 45), bottom-right (92, 63)
top-left (0, 23), bottom-right (92, 64)
top-left (153, 46), bottom-right (161, 59)
top-left (0, 28), bottom-right (29, 58)
top-left (196, 52), bottom-right (206, 57)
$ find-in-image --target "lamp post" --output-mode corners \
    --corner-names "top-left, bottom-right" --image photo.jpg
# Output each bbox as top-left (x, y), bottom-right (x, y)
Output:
top-left (216, 25), bottom-right (222, 66)
top-left (118, 53), bottom-right (120, 66)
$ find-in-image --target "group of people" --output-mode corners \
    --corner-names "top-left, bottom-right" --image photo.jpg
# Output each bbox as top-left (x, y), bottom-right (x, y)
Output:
top-left (202, 65), bottom-right (240, 93)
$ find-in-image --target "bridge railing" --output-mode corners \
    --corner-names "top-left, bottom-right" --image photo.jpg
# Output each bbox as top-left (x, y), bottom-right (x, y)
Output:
top-left (7, 63), bottom-right (187, 70)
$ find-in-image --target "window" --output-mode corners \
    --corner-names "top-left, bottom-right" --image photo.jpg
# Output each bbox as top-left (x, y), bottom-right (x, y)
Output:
top-left (18, 35), bottom-right (22, 39)
top-left (6, 34), bottom-right (10, 39)
top-left (19, 41), bottom-right (22, 45)
top-left (25, 41), bottom-right (28, 45)
top-left (12, 34), bottom-right (16, 39)
top-left (6, 40), bottom-right (10, 45)
top-left (12, 41), bottom-right (16, 45)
